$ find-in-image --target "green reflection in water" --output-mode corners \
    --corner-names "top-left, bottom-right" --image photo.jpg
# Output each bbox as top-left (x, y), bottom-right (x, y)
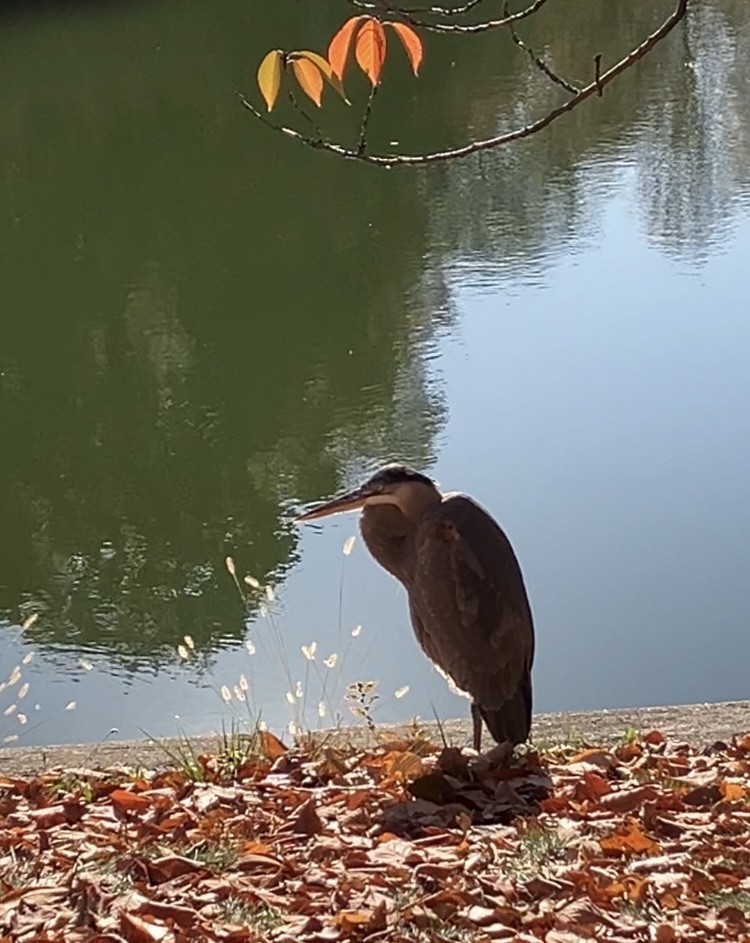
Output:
top-left (0, 0), bottom-right (451, 665)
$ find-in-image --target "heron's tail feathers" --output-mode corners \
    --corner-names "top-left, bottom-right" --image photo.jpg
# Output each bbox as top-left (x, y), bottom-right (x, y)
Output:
top-left (479, 674), bottom-right (532, 747)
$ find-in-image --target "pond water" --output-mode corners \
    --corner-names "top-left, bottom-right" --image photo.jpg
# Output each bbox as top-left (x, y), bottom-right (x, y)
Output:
top-left (1, 0), bottom-right (748, 747)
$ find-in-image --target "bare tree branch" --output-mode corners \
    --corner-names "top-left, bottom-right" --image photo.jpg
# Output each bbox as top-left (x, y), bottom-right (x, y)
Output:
top-left (349, 0), bottom-right (551, 33)
top-left (241, 0), bottom-right (689, 168)
top-left (503, 0), bottom-right (580, 95)
top-left (400, 0), bottom-right (487, 16)
top-left (350, 0), bottom-right (490, 17)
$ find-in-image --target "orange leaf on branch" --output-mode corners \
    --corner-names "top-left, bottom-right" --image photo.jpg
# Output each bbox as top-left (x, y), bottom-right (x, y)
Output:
top-left (289, 51), bottom-right (350, 107)
top-left (328, 15), bottom-right (365, 81)
top-left (385, 22), bottom-right (423, 75)
top-left (290, 56), bottom-right (325, 107)
top-left (355, 18), bottom-right (387, 87)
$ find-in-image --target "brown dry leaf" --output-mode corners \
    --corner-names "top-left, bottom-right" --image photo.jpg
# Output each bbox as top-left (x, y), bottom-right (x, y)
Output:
top-left (345, 790), bottom-right (371, 811)
top-left (659, 891), bottom-right (679, 909)
top-left (464, 904), bottom-right (499, 926)
top-left (315, 748), bottom-right (350, 779)
top-left (258, 729), bottom-right (287, 760)
top-left (654, 924), bottom-right (678, 943)
top-left (0, 885), bottom-right (68, 908)
top-left (545, 932), bottom-right (593, 943)
top-left (110, 788), bottom-right (152, 815)
top-left (604, 875), bottom-right (648, 903)
top-left (291, 797), bottom-right (324, 835)
top-left (568, 748), bottom-right (614, 769)
top-left (599, 784), bottom-right (658, 813)
top-left (553, 898), bottom-right (607, 930)
top-left (119, 911), bottom-right (173, 942)
top-left (27, 804), bottom-right (69, 829)
top-left (719, 779), bottom-right (746, 800)
top-left (682, 783), bottom-right (723, 806)
top-left (151, 770), bottom-right (188, 791)
top-left (334, 904), bottom-right (386, 934)
top-left (600, 818), bottom-right (659, 856)
top-left (133, 899), bottom-right (196, 929)
top-left (145, 855), bottom-right (207, 883)
top-left (582, 771), bottom-right (611, 801)
top-left (718, 904), bottom-right (747, 926)
top-left (241, 839), bottom-right (274, 855)
top-left (436, 746), bottom-right (470, 777)
top-left (235, 853), bottom-right (283, 872)
top-left (385, 750), bottom-right (424, 781)
top-left (407, 771), bottom-right (457, 803)
top-left (539, 795), bottom-right (569, 814)
top-left (524, 876), bottom-right (573, 900)
top-left (156, 813), bottom-right (191, 832)
top-left (421, 889), bottom-right (468, 920)
top-left (616, 741), bottom-right (642, 761)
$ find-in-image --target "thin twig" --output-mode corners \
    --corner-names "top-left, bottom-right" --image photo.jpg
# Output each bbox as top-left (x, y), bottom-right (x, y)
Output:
top-left (349, 0), bottom-right (551, 33)
top-left (594, 54), bottom-right (603, 96)
top-left (287, 90), bottom-right (324, 144)
top-left (410, 0), bottom-right (550, 33)
top-left (350, 0), bottom-right (487, 16)
top-left (239, 0), bottom-right (689, 168)
top-left (503, 0), bottom-right (580, 95)
top-left (402, 0), bottom-right (487, 15)
top-left (357, 84), bottom-right (378, 156)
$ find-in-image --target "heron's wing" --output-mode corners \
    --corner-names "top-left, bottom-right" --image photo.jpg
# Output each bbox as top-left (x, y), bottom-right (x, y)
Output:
top-left (409, 494), bottom-right (534, 710)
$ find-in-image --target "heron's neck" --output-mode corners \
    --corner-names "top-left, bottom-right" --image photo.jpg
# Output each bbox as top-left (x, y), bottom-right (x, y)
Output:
top-left (359, 505), bottom-right (415, 586)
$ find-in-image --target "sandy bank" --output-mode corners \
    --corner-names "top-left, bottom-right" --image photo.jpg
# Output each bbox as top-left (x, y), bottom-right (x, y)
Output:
top-left (0, 699), bottom-right (747, 778)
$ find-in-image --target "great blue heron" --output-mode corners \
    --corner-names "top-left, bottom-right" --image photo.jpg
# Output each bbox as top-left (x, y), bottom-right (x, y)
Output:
top-left (297, 464), bottom-right (535, 755)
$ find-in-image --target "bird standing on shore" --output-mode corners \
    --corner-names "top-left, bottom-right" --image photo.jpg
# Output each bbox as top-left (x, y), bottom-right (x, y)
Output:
top-left (297, 464), bottom-right (535, 756)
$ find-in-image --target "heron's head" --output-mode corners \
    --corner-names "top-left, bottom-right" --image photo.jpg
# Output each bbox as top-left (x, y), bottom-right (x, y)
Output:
top-left (296, 464), bottom-right (441, 523)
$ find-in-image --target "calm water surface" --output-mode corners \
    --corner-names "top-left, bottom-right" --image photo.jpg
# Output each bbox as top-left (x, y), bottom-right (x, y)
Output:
top-left (1, 0), bottom-right (749, 746)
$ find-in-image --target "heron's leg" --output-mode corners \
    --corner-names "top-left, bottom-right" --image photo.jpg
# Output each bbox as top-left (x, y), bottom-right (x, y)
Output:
top-left (471, 702), bottom-right (483, 752)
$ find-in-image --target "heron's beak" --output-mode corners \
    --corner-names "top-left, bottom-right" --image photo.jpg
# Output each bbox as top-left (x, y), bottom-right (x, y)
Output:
top-left (296, 485), bottom-right (375, 522)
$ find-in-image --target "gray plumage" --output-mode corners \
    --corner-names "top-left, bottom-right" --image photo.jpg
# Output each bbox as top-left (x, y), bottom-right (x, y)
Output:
top-left (297, 464), bottom-right (535, 752)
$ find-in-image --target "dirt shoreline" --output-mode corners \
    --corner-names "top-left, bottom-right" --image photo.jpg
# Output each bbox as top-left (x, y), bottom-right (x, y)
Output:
top-left (1, 699), bottom-right (748, 779)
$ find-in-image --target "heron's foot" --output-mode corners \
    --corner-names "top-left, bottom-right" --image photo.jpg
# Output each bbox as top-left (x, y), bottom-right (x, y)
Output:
top-left (469, 739), bottom-right (515, 772)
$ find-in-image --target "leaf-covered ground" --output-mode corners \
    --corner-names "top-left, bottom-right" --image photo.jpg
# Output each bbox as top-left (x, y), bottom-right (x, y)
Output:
top-left (2, 729), bottom-right (749, 942)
